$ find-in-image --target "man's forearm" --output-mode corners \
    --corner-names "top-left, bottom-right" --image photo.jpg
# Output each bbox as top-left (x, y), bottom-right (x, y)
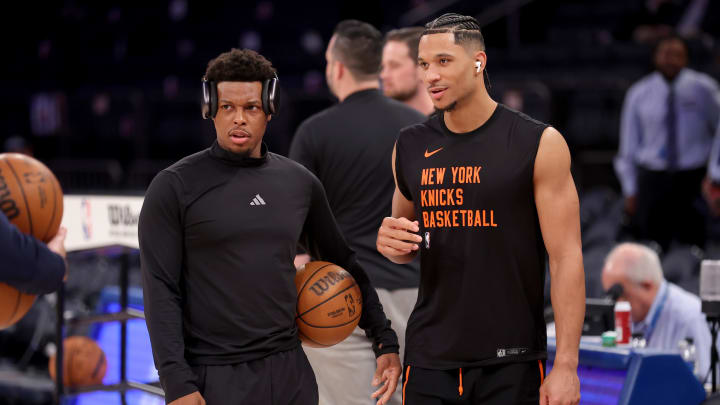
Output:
top-left (550, 253), bottom-right (585, 368)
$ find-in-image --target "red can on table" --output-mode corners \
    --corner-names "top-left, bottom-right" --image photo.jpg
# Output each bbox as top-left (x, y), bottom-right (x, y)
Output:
top-left (614, 301), bottom-right (631, 345)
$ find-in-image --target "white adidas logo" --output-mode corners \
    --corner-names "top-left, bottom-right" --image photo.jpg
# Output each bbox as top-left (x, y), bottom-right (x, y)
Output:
top-left (250, 194), bottom-right (266, 206)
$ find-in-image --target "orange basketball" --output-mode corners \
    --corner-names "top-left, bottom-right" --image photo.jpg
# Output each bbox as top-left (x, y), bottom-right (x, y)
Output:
top-left (0, 283), bottom-right (36, 329)
top-left (0, 153), bottom-right (63, 330)
top-left (295, 261), bottom-right (363, 347)
top-left (49, 336), bottom-right (107, 387)
top-left (0, 153), bottom-right (64, 242)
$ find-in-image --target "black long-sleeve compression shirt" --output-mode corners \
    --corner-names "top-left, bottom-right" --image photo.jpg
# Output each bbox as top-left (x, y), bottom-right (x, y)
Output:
top-left (139, 141), bottom-right (398, 402)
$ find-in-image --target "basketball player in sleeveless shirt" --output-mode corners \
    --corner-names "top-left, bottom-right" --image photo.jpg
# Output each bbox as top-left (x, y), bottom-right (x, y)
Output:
top-left (376, 14), bottom-right (584, 405)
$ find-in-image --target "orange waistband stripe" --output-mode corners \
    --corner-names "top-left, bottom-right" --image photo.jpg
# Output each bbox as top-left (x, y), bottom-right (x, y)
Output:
top-left (458, 367), bottom-right (464, 396)
top-left (403, 366), bottom-right (411, 405)
top-left (538, 360), bottom-right (544, 385)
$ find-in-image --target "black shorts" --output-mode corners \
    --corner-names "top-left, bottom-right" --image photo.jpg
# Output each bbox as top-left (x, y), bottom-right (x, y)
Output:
top-left (402, 360), bottom-right (545, 405)
top-left (191, 347), bottom-right (318, 405)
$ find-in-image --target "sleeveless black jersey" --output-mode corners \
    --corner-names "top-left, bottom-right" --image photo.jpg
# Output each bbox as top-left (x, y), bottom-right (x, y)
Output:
top-left (395, 104), bottom-right (549, 369)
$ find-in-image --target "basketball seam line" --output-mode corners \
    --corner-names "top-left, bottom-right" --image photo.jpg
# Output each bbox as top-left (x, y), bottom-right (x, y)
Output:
top-left (298, 330), bottom-right (332, 347)
top-left (5, 160), bottom-right (34, 236)
top-left (8, 289), bottom-right (22, 325)
top-left (296, 262), bottom-right (334, 306)
top-left (296, 282), bottom-right (359, 319)
top-left (297, 311), bottom-right (362, 328)
top-left (42, 175), bottom-right (59, 242)
top-left (92, 351), bottom-right (105, 379)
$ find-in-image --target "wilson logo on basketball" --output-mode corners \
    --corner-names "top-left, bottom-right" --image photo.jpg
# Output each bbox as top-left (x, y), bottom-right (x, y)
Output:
top-left (309, 271), bottom-right (350, 296)
top-left (0, 169), bottom-right (20, 220)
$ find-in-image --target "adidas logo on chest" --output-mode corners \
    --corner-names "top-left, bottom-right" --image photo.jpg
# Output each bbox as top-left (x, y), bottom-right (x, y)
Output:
top-left (249, 194), bottom-right (266, 206)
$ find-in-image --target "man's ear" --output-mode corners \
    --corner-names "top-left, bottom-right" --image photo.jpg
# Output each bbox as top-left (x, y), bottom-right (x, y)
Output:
top-left (335, 60), bottom-right (344, 80)
top-left (474, 50), bottom-right (487, 71)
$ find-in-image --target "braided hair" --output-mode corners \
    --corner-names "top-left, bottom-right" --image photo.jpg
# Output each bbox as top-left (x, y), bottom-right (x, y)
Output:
top-left (422, 13), bottom-right (485, 51)
top-left (422, 13), bottom-right (490, 89)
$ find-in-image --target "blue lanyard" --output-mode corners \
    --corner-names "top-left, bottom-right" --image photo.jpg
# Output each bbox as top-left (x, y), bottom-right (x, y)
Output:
top-left (644, 285), bottom-right (669, 344)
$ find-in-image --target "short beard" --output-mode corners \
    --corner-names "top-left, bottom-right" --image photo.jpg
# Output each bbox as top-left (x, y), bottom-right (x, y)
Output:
top-left (388, 86), bottom-right (418, 102)
top-left (436, 101), bottom-right (457, 113)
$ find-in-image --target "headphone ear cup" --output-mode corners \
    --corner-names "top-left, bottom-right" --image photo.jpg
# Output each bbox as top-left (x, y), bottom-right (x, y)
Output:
top-left (262, 77), bottom-right (280, 115)
top-left (261, 79), bottom-right (271, 115)
top-left (201, 79), bottom-right (211, 119)
top-left (209, 81), bottom-right (218, 118)
top-left (269, 78), bottom-right (280, 115)
top-left (201, 79), bottom-right (218, 119)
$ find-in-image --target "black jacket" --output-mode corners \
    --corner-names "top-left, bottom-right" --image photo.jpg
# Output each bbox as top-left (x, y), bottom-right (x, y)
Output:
top-left (0, 212), bottom-right (65, 294)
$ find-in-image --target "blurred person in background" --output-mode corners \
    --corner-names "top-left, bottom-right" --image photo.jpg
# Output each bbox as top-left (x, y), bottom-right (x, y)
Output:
top-left (615, 34), bottom-right (720, 250)
top-left (602, 242), bottom-right (712, 379)
top-left (3, 135), bottom-right (33, 156)
top-left (290, 20), bottom-right (425, 405)
top-left (140, 48), bottom-right (401, 405)
top-left (381, 27), bottom-right (435, 116)
top-left (617, 0), bottom-right (713, 43)
top-left (0, 213), bottom-right (67, 295)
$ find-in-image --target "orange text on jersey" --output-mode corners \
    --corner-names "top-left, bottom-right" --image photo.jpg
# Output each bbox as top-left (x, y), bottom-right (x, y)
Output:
top-left (420, 188), bottom-right (464, 207)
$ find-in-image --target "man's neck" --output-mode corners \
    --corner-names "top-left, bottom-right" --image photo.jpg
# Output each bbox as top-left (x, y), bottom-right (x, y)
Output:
top-left (404, 85), bottom-right (435, 116)
top-left (637, 281), bottom-right (663, 324)
top-left (337, 81), bottom-right (380, 102)
top-left (444, 88), bottom-right (497, 133)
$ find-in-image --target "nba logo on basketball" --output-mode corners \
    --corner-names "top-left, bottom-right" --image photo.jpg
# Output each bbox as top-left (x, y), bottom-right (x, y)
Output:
top-left (345, 294), bottom-right (356, 316)
top-left (424, 232), bottom-right (430, 249)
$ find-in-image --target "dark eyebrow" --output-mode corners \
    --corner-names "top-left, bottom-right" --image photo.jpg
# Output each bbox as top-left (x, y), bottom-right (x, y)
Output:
top-left (418, 53), bottom-right (454, 63)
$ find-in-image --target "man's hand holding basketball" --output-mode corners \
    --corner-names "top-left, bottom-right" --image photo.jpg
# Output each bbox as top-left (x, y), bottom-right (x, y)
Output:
top-left (377, 217), bottom-right (422, 264)
top-left (47, 227), bottom-right (68, 281)
top-left (371, 353), bottom-right (402, 405)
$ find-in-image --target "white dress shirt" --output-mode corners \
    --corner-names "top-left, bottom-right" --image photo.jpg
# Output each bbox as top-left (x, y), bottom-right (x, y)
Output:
top-left (615, 68), bottom-right (720, 196)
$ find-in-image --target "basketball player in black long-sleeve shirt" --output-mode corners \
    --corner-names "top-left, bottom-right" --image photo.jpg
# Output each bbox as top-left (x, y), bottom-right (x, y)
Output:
top-left (140, 49), bottom-right (401, 405)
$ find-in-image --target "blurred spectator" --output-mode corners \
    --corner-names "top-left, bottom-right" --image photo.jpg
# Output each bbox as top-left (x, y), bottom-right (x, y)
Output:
top-left (615, 35), bottom-right (720, 250)
top-left (3, 136), bottom-right (33, 156)
top-left (623, 0), bottom-right (710, 43)
top-left (381, 27), bottom-right (434, 116)
top-left (704, 122), bottom-right (720, 216)
top-left (29, 92), bottom-right (67, 137)
top-left (601, 242), bottom-right (711, 379)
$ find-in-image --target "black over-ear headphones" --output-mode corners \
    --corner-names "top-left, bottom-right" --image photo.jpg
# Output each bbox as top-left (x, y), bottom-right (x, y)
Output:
top-left (201, 73), bottom-right (280, 119)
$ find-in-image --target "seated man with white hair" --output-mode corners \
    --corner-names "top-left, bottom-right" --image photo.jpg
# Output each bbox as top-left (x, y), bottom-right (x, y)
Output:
top-left (602, 242), bottom-right (712, 379)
